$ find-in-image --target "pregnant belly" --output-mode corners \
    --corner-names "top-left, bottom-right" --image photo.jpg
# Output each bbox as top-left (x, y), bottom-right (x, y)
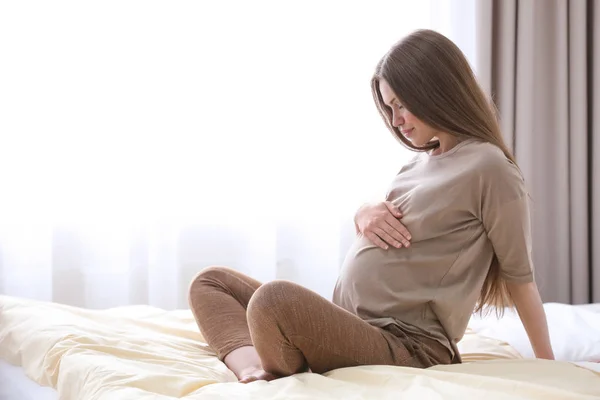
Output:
top-left (337, 236), bottom-right (443, 310)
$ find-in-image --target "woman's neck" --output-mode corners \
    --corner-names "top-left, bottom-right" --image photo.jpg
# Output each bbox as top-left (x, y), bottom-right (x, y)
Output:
top-left (430, 133), bottom-right (461, 156)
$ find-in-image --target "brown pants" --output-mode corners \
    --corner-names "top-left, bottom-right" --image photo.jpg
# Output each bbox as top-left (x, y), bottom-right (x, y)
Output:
top-left (188, 266), bottom-right (452, 377)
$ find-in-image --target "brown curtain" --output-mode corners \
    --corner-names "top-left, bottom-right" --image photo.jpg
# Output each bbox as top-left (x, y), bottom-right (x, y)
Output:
top-left (476, 0), bottom-right (600, 304)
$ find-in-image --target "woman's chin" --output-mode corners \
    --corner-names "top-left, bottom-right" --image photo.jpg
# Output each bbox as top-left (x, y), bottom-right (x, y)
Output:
top-left (409, 138), bottom-right (426, 147)
top-left (411, 136), bottom-right (437, 148)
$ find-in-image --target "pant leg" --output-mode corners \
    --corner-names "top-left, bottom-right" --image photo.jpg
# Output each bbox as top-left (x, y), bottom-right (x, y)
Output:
top-left (247, 280), bottom-right (451, 376)
top-left (188, 266), bottom-right (261, 360)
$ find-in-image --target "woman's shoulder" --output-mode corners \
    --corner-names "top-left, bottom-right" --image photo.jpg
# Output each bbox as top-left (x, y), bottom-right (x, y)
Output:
top-left (463, 140), bottom-right (520, 175)
top-left (462, 140), bottom-right (527, 198)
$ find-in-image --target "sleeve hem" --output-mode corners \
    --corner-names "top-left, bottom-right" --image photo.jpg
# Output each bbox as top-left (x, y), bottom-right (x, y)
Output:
top-left (500, 272), bottom-right (534, 284)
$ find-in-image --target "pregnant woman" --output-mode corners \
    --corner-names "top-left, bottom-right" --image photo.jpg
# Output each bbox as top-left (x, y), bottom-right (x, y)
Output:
top-left (188, 29), bottom-right (554, 383)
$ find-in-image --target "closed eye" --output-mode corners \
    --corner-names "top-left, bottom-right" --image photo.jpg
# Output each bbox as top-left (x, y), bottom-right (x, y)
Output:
top-left (390, 99), bottom-right (403, 110)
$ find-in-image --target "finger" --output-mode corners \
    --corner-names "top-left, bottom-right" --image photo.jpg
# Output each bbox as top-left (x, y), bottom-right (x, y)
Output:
top-left (383, 201), bottom-right (403, 218)
top-left (365, 232), bottom-right (391, 250)
top-left (383, 201), bottom-right (403, 217)
top-left (383, 219), bottom-right (412, 247)
top-left (385, 212), bottom-right (411, 238)
top-left (382, 218), bottom-right (408, 242)
top-left (373, 227), bottom-right (402, 249)
top-left (395, 221), bottom-right (412, 243)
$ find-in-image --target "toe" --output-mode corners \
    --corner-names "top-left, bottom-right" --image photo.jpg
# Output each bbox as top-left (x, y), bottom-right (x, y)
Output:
top-left (239, 375), bottom-right (258, 384)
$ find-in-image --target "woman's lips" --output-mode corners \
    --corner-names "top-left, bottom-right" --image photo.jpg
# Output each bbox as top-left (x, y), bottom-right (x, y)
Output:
top-left (401, 128), bottom-right (414, 137)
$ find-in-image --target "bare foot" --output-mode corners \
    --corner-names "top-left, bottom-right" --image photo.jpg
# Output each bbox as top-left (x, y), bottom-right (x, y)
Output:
top-left (238, 366), bottom-right (278, 383)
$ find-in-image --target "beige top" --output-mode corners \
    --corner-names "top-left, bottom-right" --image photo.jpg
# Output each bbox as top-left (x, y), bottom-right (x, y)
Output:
top-left (332, 139), bottom-right (534, 361)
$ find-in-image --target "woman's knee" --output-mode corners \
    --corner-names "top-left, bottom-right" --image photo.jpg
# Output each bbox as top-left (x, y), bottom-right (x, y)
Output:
top-left (247, 280), bottom-right (301, 321)
top-left (187, 265), bottom-right (230, 306)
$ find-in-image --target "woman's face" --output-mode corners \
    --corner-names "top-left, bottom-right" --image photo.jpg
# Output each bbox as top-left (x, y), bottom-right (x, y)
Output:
top-left (379, 79), bottom-right (439, 147)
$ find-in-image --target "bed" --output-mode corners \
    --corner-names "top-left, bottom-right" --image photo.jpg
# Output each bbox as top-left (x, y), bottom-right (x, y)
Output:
top-left (0, 295), bottom-right (599, 400)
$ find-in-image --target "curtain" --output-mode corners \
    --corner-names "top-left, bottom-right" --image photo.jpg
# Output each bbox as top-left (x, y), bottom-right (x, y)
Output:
top-left (476, 0), bottom-right (600, 304)
top-left (0, 1), bottom-right (476, 309)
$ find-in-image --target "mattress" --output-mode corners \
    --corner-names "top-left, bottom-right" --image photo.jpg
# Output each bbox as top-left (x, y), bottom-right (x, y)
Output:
top-left (1, 295), bottom-right (599, 400)
top-left (0, 359), bottom-right (57, 400)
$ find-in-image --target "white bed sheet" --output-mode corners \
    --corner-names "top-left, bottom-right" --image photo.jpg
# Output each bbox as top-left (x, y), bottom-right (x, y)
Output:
top-left (0, 359), bottom-right (57, 400)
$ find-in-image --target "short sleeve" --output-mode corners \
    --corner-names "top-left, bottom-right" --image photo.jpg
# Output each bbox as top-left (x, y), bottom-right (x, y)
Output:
top-left (480, 160), bottom-right (534, 283)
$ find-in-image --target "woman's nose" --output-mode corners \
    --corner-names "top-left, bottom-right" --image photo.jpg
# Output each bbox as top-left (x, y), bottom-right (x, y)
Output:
top-left (392, 113), bottom-right (403, 128)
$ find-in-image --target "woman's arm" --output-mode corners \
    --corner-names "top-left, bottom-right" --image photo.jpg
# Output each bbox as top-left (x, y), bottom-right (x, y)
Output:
top-left (506, 280), bottom-right (555, 360)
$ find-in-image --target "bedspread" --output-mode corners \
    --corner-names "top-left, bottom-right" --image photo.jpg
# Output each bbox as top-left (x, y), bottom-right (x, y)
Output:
top-left (1, 295), bottom-right (598, 399)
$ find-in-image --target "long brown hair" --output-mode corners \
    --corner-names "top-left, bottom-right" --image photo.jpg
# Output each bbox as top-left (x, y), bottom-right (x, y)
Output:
top-left (371, 29), bottom-right (517, 316)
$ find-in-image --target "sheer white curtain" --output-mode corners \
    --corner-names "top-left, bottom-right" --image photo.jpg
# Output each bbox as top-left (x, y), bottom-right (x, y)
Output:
top-left (0, 1), bottom-right (475, 309)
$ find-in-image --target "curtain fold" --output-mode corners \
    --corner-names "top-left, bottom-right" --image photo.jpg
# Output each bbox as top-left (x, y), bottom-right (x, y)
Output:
top-left (591, 0), bottom-right (600, 304)
top-left (476, 0), bottom-right (599, 303)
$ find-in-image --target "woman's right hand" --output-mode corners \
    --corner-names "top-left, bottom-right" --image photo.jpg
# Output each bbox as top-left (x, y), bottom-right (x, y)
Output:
top-left (354, 202), bottom-right (411, 250)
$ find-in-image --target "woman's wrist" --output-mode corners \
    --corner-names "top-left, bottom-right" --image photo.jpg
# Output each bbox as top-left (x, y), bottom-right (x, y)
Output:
top-left (533, 346), bottom-right (555, 360)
